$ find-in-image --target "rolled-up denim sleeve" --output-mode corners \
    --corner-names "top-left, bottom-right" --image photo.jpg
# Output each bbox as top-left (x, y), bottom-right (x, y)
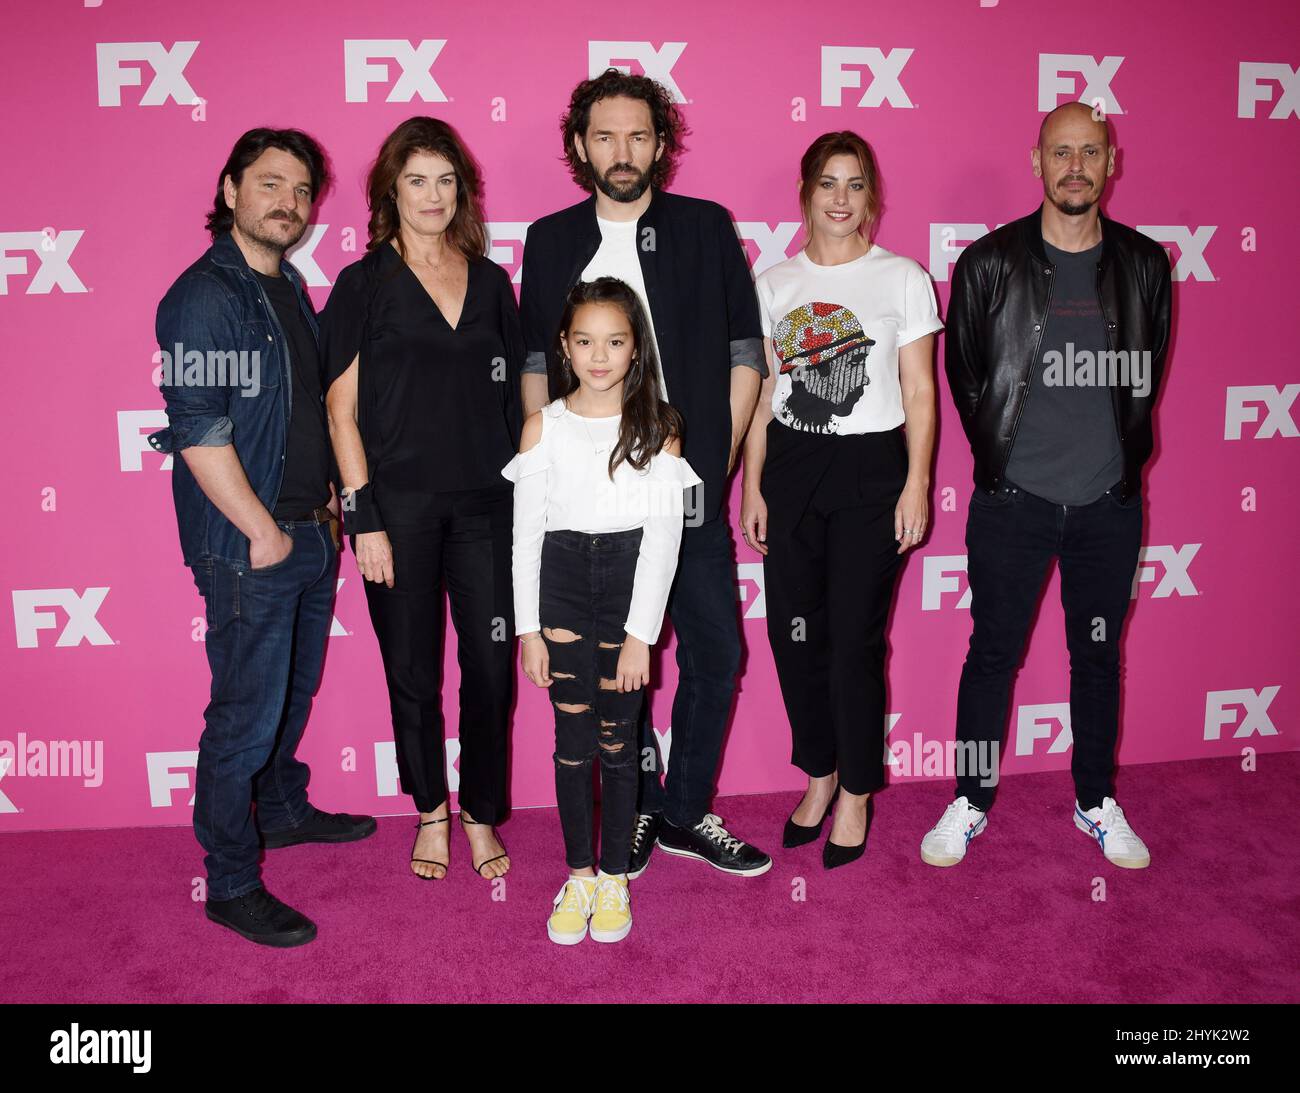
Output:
top-left (148, 274), bottom-right (237, 454)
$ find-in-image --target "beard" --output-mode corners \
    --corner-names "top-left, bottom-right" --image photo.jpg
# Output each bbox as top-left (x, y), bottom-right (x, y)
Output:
top-left (234, 205), bottom-right (306, 255)
top-left (592, 161), bottom-right (652, 203)
top-left (1048, 176), bottom-right (1098, 217)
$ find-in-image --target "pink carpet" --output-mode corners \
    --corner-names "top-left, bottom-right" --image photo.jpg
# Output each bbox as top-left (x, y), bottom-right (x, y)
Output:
top-left (3, 754), bottom-right (1296, 1003)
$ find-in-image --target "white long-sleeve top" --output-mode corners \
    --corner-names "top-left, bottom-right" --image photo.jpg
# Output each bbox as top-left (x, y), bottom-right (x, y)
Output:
top-left (501, 399), bottom-right (703, 645)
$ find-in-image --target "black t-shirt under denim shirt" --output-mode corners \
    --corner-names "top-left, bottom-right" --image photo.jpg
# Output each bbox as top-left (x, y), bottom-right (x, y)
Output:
top-left (318, 242), bottom-right (524, 530)
top-left (1004, 239), bottom-right (1123, 505)
top-left (253, 269), bottom-right (331, 520)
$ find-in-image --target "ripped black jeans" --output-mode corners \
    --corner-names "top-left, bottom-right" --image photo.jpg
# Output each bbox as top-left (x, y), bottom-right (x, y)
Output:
top-left (539, 528), bottom-right (645, 875)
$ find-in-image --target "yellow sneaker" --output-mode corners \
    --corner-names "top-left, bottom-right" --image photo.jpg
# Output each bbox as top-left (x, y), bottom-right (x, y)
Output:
top-left (589, 872), bottom-right (632, 943)
top-left (547, 874), bottom-right (597, 945)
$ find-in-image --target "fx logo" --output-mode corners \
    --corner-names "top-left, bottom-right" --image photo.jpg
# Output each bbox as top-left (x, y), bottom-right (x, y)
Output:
top-left (883, 713), bottom-right (904, 769)
top-left (735, 222), bottom-right (801, 275)
top-left (118, 410), bottom-right (172, 471)
top-left (96, 42), bottom-right (199, 107)
top-left (1224, 385), bottom-right (1299, 440)
top-left (1131, 544), bottom-right (1201, 599)
top-left (1014, 703), bottom-right (1072, 756)
top-left (0, 757), bottom-right (14, 814)
top-left (589, 42), bottom-right (688, 102)
top-left (1204, 687), bottom-right (1279, 740)
top-left (147, 750), bottom-right (198, 806)
top-left (736, 562), bottom-right (766, 620)
top-left (1137, 225), bottom-right (1216, 282)
top-left (13, 589), bottom-right (112, 648)
top-left (344, 40), bottom-right (448, 103)
top-left (928, 223), bottom-right (1008, 282)
top-left (1237, 63), bottom-right (1300, 119)
top-left (1037, 54), bottom-right (1124, 114)
top-left (0, 231), bottom-right (87, 295)
top-left (375, 740), bottom-right (459, 795)
top-left (921, 555), bottom-right (971, 611)
top-left (486, 223), bottom-right (532, 283)
top-left (328, 578), bottom-right (349, 638)
top-left (285, 224), bottom-right (332, 287)
top-left (821, 46), bottom-right (914, 108)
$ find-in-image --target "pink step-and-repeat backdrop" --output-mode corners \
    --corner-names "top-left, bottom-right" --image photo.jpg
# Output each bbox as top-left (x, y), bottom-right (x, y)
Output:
top-left (2, 1), bottom-right (1296, 831)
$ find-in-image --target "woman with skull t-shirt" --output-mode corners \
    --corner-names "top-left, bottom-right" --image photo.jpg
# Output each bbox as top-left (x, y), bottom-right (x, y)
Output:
top-left (740, 131), bottom-right (942, 869)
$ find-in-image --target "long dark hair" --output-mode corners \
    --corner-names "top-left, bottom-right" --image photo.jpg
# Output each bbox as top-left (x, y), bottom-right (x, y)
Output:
top-left (205, 128), bottom-right (331, 239)
top-left (364, 116), bottom-right (488, 261)
top-left (553, 278), bottom-right (683, 477)
top-left (560, 69), bottom-right (689, 193)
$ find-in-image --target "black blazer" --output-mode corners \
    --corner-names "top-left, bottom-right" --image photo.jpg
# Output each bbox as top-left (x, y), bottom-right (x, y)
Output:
top-left (518, 189), bottom-right (765, 523)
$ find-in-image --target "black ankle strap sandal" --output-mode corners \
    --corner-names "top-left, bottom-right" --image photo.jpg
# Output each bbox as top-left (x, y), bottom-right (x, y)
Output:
top-left (410, 817), bottom-right (448, 881)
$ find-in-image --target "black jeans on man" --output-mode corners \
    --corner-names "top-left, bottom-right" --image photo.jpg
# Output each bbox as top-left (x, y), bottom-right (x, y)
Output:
top-left (955, 480), bottom-right (1143, 811)
top-left (635, 514), bottom-right (742, 829)
top-left (541, 528), bottom-right (645, 874)
top-left (360, 486), bottom-right (514, 824)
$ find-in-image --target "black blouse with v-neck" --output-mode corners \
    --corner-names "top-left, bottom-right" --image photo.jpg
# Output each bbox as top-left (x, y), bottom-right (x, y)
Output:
top-left (320, 241), bottom-right (524, 529)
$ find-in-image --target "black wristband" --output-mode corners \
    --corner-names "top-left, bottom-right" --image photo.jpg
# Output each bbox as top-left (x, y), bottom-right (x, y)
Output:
top-left (341, 483), bottom-right (385, 535)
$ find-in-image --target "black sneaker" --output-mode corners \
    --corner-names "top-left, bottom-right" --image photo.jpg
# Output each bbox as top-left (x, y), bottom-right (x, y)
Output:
top-left (205, 887), bottom-right (317, 947)
top-left (261, 807), bottom-right (377, 849)
top-left (627, 812), bottom-right (662, 880)
top-left (656, 813), bottom-right (773, 876)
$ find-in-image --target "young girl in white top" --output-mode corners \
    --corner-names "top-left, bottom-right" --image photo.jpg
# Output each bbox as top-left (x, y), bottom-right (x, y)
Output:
top-left (502, 276), bottom-right (701, 945)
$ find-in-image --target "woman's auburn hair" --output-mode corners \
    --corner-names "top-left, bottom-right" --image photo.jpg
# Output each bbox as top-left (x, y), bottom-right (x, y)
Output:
top-left (364, 116), bottom-right (488, 261)
top-left (797, 130), bottom-right (883, 241)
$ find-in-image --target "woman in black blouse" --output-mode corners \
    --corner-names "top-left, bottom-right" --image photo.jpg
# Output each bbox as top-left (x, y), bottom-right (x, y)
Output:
top-left (322, 117), bottom-right (522, 881)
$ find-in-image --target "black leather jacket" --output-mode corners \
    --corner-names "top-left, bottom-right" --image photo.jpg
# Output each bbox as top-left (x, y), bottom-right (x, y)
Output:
top-left (945, 204), bottom-right (1172, 502)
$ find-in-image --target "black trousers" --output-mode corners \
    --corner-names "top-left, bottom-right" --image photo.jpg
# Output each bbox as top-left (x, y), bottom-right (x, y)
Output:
top-left (360, 486), bottom-right (514, 822)
top-left (761, 421), bottom-right (908, 796)
top-left (955, 479), bottom-right (1143, 811)
top-left (540, 528), bottom-right (644, 874)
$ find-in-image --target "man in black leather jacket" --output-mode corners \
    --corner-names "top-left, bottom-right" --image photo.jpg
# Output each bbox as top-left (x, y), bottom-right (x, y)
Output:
top-left (921, 102), bottom-right (1172, 872)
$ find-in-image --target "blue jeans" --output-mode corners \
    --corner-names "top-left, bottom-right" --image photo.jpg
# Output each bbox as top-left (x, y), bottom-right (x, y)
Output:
top-left (190, 519), bottom-right (340, 900)
top-left (955, 480), bottom-right (1143, 811)
top-left (636, 515), bottom-right (742, 828)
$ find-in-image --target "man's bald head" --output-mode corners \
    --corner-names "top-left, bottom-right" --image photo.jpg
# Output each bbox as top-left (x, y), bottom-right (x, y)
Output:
top-left (1038, 101), bottom-right (1110, 151)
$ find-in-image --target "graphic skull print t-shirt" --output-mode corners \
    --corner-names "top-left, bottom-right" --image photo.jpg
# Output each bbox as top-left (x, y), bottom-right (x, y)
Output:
top-left (755, 245), bottom-right (943, 434)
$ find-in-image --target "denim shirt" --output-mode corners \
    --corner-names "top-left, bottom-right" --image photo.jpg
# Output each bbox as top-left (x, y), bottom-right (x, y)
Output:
top-left (148, 230), bottom-right (321, 568)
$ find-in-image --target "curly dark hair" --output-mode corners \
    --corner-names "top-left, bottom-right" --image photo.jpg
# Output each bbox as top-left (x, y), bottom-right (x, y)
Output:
top-left (205, 128), bottom-right (331, 239)
top-left (560, 69), bottom-right (689, 192)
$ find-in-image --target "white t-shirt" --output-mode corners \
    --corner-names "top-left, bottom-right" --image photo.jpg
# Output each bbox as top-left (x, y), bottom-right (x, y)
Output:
top-left (755, 245), bottom-right (943, 434)
top-left (580, 216), bottom-right (669, 399)
top-left (501, 399), bottom-right (702, 645)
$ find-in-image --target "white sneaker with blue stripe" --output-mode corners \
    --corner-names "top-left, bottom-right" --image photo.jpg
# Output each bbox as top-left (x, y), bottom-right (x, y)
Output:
top-left (920, 796), bottom-right (987, 867)
top-left (1074, 797), bottom-right (1150, 869)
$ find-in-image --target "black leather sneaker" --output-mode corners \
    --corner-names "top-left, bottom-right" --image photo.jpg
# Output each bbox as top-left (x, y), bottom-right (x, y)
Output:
top-left (261, 807), bottom-right (377, 849)
top-left (627, 812), bottom-right (662, 880)
top-left (656, 813), bottom-right (773, 876)
top-left (205, 887), bottom-right (317, 947)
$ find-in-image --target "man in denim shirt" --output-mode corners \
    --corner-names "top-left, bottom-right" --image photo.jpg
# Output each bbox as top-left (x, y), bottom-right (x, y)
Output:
top-left (149, 129), bottom-right (375, 947)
